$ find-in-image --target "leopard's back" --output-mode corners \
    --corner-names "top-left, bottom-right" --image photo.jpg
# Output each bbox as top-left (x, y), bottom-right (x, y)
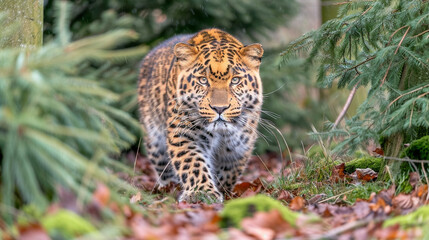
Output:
top-left (138, 34), bottom-right (191, 184)
top-left (138, 34), bottom-right (192, 128)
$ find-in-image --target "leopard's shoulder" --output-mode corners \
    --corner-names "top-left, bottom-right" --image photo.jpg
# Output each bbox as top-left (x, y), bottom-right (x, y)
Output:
top-left (138, 34), bottom-right (192, 85)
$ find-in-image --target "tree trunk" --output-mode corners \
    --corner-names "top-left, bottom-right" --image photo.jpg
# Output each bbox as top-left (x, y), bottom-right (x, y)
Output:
top-left (381, 65), bottom-right (409, 179)
top-left (1, 0), bottom-right (43, 48)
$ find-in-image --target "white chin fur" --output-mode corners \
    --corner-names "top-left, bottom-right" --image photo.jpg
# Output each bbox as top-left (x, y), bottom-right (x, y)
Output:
top-left (206, 121), bottom-right (236, 133)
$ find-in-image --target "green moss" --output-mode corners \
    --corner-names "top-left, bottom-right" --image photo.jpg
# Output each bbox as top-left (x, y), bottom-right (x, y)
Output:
top-left (398, 135), bottom-right (429, 174)
top-left (220, 195), bottom-right (304, 228)
top-left (41, 210), bottom-right (96, 238)
top-left (16, 205), bottom-right (44, 225)
top-left (345, 157), bottom-right (382, 173)
top-left (383, 205), bottom-right (429, 228)
top-left (401, 136), bottom-right (429, 160)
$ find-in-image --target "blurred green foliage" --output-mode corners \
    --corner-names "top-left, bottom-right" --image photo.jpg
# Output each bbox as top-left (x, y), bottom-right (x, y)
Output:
top-left (0, 2), bottom-right (144, 213)
top-left (43, 0), bottom-right (298, 43)
top-left (220, 194), bottom-right (301, 228)
top-left (41, 210), bottom-right (96, 238)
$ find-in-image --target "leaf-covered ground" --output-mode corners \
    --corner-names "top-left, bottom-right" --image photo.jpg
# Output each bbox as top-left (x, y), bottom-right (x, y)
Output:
top-left (11, 153), bottom-right (429, 240)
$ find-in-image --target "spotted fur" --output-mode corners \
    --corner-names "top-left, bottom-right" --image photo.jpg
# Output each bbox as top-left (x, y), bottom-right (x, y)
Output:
top-left (138, 29), bottom-right (263, 202)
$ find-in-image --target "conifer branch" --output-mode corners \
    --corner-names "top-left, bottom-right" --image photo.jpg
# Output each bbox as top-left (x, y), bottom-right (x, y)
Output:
top-left (386, 83), bottom-right (429, 110)
top-left (347, 56), bottom-right (375, 72)
top-left (283, 0), bottom-right (429, 155)
top-left (381, 26), bottom-right (410, 86)
top-left (394, 26), bottom-right (410, 55)
top-left (412, 29), bottom-right (429, 38)
top-left (388, 25), bottom-right (409, 45)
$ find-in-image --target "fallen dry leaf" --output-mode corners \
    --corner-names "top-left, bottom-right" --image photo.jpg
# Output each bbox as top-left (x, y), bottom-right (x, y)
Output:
top-left (353, 201), bottom-right (371, 219)
top-left (130, 192), bottom-right (142, 204)
top-left (372, 148), bottom-right (384, 156)
top-left (18, 224), bottom-right (50, 240)
top-left (227, 228), bottom-right (255, 240)
top-left (409, 172), bottom-right (420, 189)
top-left (243, 225), bottom-right (275, 240)
top-left (290, 196), bottom-right (306, 211)
top-left (93, 183), bottom-right (110, 206)
top-left (241, 210), bottom-right (294, 240)
top-left (277, 190), bottom-right (294, 202)
top-left (233, 182), bottom-right (254, 197)
top-left (392, 194), bottom-right (413, 209)
top-left (369, 196), bottom-right (387, 212)
top-left (374, 224), bottom-right (422, 239)
top-left (415, 184), bottom-right (428, 198)
top-left (331, 163), bottom-right (346, 182)
top-left (355, 168), bottom-right (378, 181)
top-left (392, 194), bottom-right (420, 210)
top-left (233, 178), bottom-right (266, 198)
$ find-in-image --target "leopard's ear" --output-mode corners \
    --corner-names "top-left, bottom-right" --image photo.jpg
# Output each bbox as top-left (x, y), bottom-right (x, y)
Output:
top-left (174, 43), bottom-right (198, 67)
top-left (240, 43), bottom-right (264, 69)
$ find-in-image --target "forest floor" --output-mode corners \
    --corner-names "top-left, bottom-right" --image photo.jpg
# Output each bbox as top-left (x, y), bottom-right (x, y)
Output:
top-left (14, 152), bottom-right (429, 240)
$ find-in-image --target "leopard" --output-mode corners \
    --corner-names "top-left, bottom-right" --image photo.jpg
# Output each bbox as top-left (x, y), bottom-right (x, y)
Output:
top-left (138, 28), bottom-right (264, 202)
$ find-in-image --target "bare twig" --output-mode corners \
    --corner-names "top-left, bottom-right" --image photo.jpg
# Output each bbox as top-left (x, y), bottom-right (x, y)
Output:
top-left (310, 219), bottom-right (382, 240)
top-left (346, 56), bottom-right (375, 72)
top-left (412, 29), bottom-right (429, 38)
top-left (133, 137), bottom-right (142, 175)
top-left (328, 79), bottom-right (361, 146)
top-left (388, 25), bottom-right (409, 45)
top-left (381, 60), bottom-right (394, 86)
top-left (395, 26), bottom-right (410, 54)
top-left (332, 80), bottom-right (360, 130)
top-left (381, 26), bottom-right (410, 86)
top-left (417, 91), bottom-right (429, 99)
top-left (381, 156), bottom-right (429, 164)
top-left (409, 100), bottom-right (415, 128)
top-left (385, 83), bottom-right (429, 111)
top-left (420, 162), bottom-right (429, 201)
top-left (360, 6), bottom-right (373, 16)
top-left (319, 189), bottom-right (355, 203)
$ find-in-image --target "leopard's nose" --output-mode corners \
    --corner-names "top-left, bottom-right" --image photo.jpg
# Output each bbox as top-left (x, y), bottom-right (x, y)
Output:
top-left (209, 104), bottom-right (229, 114)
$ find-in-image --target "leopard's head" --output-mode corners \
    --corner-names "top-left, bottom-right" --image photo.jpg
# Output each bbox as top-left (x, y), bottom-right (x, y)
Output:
top-left (174, 29), bottom-right (263, 132)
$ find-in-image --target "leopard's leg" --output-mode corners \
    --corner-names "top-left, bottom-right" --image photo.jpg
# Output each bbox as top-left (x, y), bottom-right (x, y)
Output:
top-left (214, 141), bottom-right (253, 195)
top-left (214, 123), bottom-right (259, 195)
top-left (167, 118), bottom-right (223, 202)
top-left (144, 123), bottom-right (178, 186)
top-left (214, 156), bottom-right (249, 195)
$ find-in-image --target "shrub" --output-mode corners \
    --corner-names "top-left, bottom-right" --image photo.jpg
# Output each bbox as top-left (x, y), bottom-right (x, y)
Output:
top-left (0, 3), bottom-right (145, 212)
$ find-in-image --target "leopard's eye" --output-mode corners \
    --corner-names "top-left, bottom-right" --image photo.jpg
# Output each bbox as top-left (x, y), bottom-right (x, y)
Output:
top-left (198, 77), bottom-right (208, 85)
top-left (231, 77), bottom-right (241, 85)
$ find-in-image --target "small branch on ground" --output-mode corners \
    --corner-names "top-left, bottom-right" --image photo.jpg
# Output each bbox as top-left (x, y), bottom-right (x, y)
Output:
top-left (319, 189), bottom-right (355, 203)
top-left (309, 218), bottom-right (384, 240)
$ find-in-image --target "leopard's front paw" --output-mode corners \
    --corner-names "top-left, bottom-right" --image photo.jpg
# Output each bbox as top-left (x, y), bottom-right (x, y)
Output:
top-left (178, 189), bottom-right (223, 203)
